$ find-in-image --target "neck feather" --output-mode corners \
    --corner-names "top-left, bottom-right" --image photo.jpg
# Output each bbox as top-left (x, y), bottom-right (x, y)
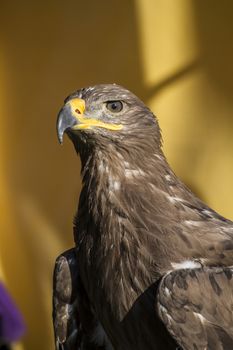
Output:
top-left (75, 142), bottom-right (178, 319)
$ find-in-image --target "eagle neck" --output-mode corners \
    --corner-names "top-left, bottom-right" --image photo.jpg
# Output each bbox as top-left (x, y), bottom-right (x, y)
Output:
top-left (75, 144), bottom-right (178, 320)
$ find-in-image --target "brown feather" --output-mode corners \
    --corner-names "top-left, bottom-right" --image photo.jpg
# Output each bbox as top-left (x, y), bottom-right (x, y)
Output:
top-left (55, 84), bottom-right (233, 349)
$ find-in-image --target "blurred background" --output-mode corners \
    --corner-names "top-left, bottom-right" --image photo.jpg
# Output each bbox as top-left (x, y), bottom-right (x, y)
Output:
top-left (1, 0), bottom-right (233, 349)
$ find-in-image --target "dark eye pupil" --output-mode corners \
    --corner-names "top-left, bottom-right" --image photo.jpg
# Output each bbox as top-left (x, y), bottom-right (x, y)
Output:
top-left (106, 101), bottom-right (123, 112)
top-left (111, 103), bottom-right (118, 110)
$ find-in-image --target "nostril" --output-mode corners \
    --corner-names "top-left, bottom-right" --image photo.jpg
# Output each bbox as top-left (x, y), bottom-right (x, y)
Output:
top-left (75, 109), bottom-right (81, 114)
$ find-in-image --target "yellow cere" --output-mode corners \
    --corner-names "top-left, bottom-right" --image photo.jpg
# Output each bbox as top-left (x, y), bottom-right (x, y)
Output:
top-left (68, 98), bottom-right (123, 131)
top-left (68, 98), bottom-right (86, 115)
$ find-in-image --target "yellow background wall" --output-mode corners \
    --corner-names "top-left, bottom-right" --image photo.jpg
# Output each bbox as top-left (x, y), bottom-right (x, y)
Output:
top-left (0, 1), bottom-right (233, 349)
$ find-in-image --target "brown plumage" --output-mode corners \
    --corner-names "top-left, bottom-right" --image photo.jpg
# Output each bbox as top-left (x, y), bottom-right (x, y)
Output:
top-left (53, 84), bottom-right (233, 350)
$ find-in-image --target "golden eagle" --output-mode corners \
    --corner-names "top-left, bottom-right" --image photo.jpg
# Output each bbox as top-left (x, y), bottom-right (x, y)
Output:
top-left (53, 84), bottom-right (233, 350)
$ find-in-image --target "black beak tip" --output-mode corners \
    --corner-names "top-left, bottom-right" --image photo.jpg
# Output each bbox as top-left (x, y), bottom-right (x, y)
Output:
top-left (58, 134), bottom-right (63, 145)
top-left (56, 113), bottom-right (65, 144)
top-left (57, 121), bottom-right (64, 144)
top-left (56, 105), bottom-right (77, 145)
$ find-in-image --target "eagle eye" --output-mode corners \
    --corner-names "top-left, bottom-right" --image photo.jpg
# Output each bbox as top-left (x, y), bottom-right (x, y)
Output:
top-left (106, 101), bottom-right (123, 113)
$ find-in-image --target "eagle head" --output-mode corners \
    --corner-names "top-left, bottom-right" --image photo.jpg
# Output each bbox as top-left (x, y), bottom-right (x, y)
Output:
top-left (57, 84), bottom-right (161, 152)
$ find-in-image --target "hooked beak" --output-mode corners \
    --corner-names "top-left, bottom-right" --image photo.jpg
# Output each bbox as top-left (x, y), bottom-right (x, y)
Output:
top-left (56, 98), bottom-right (85, 144)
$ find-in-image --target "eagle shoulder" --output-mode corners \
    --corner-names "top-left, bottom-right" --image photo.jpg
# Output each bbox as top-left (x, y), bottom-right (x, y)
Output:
top-left (157, 267), bottom-right (233, 350)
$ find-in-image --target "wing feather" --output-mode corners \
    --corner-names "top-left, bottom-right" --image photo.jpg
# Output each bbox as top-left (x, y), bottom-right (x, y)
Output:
top-left (52, 248), bottom-right (113, 350)
top-left (157, 267), bottom-right (233, 350)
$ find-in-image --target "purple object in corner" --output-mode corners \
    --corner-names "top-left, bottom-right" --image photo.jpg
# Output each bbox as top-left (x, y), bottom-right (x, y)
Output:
top-left (0, 282), bottom-right (26, 343)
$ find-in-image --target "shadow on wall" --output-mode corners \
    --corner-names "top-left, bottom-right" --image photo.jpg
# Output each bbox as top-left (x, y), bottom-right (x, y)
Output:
top-left (194, 1), bottom-right (233, 99)
top-left (0, 1), bottom-right (146, 349)
top-left (178, 1), bottom-right (233, 208)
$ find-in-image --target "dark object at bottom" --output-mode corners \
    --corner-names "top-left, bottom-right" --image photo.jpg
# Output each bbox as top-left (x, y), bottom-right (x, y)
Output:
top-left (0, 345), bottom-right (11, 350)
